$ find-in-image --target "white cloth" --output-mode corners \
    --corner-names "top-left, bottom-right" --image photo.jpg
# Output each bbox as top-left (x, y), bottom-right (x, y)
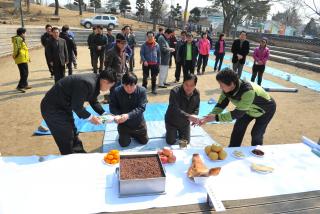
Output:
top-left (158, 65), bottom-right (169, 86)
top-left (0, 143), bottom-right (320, 214)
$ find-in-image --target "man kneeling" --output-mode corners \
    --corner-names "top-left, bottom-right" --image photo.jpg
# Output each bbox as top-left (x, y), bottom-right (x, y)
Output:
top-left (165, 73), bottom-right (200, 145)
top-left (110, 72), bottom-right (149, 147)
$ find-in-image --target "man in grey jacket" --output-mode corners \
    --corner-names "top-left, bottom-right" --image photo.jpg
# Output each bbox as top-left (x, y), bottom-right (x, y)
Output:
top-left (157, 28), bottom-right (175, 88)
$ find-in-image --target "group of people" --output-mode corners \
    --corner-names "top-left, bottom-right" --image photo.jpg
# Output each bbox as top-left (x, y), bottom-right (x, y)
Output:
top-left (41, 24), bottom-right (78, 83)
top-left (10, 24), bottom-right (276, 155)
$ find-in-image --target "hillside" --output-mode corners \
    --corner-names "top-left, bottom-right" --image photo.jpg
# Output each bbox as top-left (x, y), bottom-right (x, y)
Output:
top-left (0, 0), bottom-right (156, 30)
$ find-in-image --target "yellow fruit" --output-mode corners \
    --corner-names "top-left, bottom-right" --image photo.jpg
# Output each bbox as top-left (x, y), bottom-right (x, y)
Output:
top-left (211, 144), bottom-right (223, 152)
top-left (111, 159), bottom-right (118, 164)
top-left (218, 150), bottom-right (228, 160)
top-left (205, 146), bottom-right (212, 155)
top-left (107, 154), bottom-right (114, 160)
top-left (208, 152), bottom-right (219, 160)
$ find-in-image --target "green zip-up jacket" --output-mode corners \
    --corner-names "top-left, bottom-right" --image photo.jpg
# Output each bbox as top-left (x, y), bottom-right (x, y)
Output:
top-left (211, 80), bottom-right (275, 122)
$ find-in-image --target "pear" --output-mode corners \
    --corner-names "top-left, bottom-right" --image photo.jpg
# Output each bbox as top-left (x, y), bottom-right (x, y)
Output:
top-left (208, 152), bottom-right (219, 161)
top-left (211, 144), bottom-right (223, 152)
top-left (204, 145), bottom-right (212, 155)
top-left (218, 150), bottom-right (228, 160)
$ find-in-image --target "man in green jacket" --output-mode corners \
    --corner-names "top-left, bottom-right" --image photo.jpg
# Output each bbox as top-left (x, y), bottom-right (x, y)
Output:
top-left (200, 68), bottom-right (276, 147)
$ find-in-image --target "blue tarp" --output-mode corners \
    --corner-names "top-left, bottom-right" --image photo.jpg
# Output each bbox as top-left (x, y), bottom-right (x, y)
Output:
top-left (34, 101), bottom-right (221, 136)
top-left (209, 51), bottom-right (320, 92)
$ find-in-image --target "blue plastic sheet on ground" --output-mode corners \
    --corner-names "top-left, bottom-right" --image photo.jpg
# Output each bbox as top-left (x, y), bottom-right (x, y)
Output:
top-left (34, 101), bottom-right (222, 136)
top-left (207, 58), bottom-right (285, 88)
top-left (210, 52), bottom-right (320, 92)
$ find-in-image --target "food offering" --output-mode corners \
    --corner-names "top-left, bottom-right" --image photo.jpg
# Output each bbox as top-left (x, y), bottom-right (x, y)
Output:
top-left (158, 147), bottom-right (177, 164)
top-left (118, 154), bottom-right (166, 196)
top-left (204, 143), bottom-right (228, 161)
top-left (187, 153), bottom-right (221, 182)
top-left (251, 163), bottom-right (274, 174)
top-left (103, 150), bottom-right (120, 165)
top-left (97, 114), bottom-right (115, 124)
top-left (251, 148), bottom-right (265, 157)
top-left (232, 150), bottom-right (246, 159)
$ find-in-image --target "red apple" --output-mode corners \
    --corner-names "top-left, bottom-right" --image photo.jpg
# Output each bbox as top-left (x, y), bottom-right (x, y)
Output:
top-left (163, 147), bottom-right (173, 157)
top-left (157, 149), bottom-right (164, 156)
top-left (167, 155), bottom-right (176, 163)
top-left (159, 155), bottom-right (168, 164)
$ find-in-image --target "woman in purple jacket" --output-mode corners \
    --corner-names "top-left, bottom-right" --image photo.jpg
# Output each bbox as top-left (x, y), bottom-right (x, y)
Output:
top-left (251, 38), bottom-right (270, 86)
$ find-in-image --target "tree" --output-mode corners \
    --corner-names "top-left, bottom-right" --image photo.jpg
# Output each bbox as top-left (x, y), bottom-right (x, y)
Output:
top-left (119, 0), bottom-right (131, 18)
top-left (106, 0), bottom-right (120, 13)
top-left (304, 18), bottom-right (319, 36)
top-left (303, 0), bottom-right (320, 17)
top-left (26, 0), bottom-right (30, 13)
top-left (183, 0), bottom-right (189, 28)
top-left (150, 0), bottom-right (165, 31)
top-left (54, 0), bottom-right (59, 15)
top-left (272, 7), bottom-right (302, 28)
top-left (208, 0), bottom-right (271, 36)
top-left (189, 7), bottom-right (201, 23)
top-left (136, 0), bottom-right (145, 21)
top-left (170, 3), bottom-right (182, 21)
top-left (90, 0), bottom-right (101, 9)
top-left (74, 0), bottom-right (84, 15)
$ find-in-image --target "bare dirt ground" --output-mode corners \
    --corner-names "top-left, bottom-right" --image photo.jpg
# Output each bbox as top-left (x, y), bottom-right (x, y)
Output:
top-left (0, 46), bottom-right (319, 156)
top-left (0, 0), bottom-right (159, 30)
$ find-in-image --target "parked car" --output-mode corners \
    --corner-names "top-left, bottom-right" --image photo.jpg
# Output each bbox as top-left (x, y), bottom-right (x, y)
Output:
top-left (80, 15), bottom-right (119, 29)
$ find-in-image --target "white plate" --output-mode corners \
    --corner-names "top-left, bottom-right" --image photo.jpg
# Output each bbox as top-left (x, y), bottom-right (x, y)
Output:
top-left (250, 150), bottom-right (264, 158)
top-left (232, 151), bottom-right (246, 159)
top-left (102, 159), bottom-right (119, 167)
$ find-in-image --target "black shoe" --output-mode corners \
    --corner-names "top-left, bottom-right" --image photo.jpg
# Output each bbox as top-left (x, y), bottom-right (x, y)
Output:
top-left (73, 137), bottom-right (87, 153)
top-left (151, 90), bottom-right (157, 95)
top-left (74, 64), bottom-right (77, 69)
top-left (164, 83), bottom-right (171, 86)
top-left (158, 85), bottom-right (167, 88)
top-left (16, 87), bottom-right (26, 93)
top-left (197, 72), bottom-right (201, 75)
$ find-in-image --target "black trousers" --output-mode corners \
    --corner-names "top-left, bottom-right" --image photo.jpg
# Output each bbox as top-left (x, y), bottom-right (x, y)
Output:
top-left (67, 56), bottom-right (73, 75)
top-left (129, 47), bottom-right (135, 72)
top-left (174, 61), bottom-right (183, 82)
top-left (165, 121), bottom-right (190, 145)
top-left (169, 52), bottom-right (176, 68)
top-left (90, 49), bottom-right (94, 69)
top-left (183, 60), bottom-right (195, 76)
top-left (92, 51), bottom-right (104, 73)
top-left (17, 63), bottom-right (29, 88)
top-left (251, 64), bottom-right (266, 86)
top-left (142, 64), bottom-right (159, 90)
top-left (53, 64), bottom-right (66, 83)
top-left (197, 54), bottom-right (209, 73)
top-left (118, 121), bottom-right (149, 147)
top-left (229, 99), bottom-right (276, 147)
top-left (45, 51), bottom-right (53, 76)
top-left (214, 53), bottom-right (225, 71)
top-left (41, 98), bottom-right (82, 155)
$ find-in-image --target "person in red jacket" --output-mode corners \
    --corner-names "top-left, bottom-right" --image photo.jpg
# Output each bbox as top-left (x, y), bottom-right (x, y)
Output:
top-left (197, 32), bottom-right (211, 75)
top-left (251, 38), bottom-right (270, 86)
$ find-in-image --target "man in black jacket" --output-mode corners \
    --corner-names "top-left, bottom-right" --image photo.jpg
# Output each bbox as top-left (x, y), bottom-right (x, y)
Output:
top-left (109, 72), bottom-right (149, 147)
top-left (231, 31), bottom-right (250, 78)
top-left (59, 25), bottom-right (77, 76)
top-left (45, 27), bottom-right (69, 83)
top-left (41, 24), bottom-right (53, 78)
top-left (92, 25), bottom-right (108, 73)
top-left (87, 26), bottom-right (96, 70)
top-left (40, 71), bottom-right (115, 155)
top-left (179, 33), bottom-right (199, 77)
top-left (175, 31), bottom-right (187, 82)
top-left (165, 73), bottom-right (200, 145)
